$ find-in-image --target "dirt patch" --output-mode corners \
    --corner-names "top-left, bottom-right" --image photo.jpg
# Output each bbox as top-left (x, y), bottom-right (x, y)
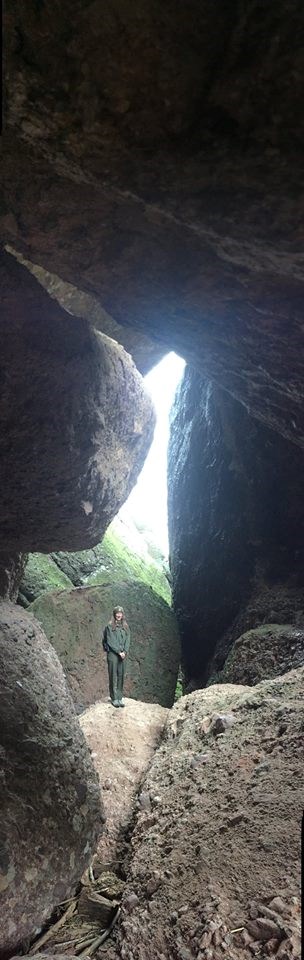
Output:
top-left (80, 697), bottom-right (168, 865)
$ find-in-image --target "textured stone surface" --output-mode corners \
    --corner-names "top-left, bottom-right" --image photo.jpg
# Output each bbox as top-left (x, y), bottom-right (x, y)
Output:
top-left (208, 576), bottom-right (304, 683)
top-left (0, 602), bottom-right (103, 955)
top-left (11, 249), bottom-right (166, 376)
top-left (30, 582), bottom-right (180, 710)
top-left (0, 248), bottom-right (155, 554)
top-left (0, 552), bottom-right (27, 600)
top-left (168, 368), bottom-right (304, 687)
top-left (2, 3), bottom-right (304, 446)
top-left (80, 698), bottom-right (168, 864)
top-left (217, 624), bottom-right (304, 687)
top-left (113, 669), bottom-right (303, 960)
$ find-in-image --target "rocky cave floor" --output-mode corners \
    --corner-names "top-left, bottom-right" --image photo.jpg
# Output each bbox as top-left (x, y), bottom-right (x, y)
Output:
top-left (12, 673), bottom-right (302, 960)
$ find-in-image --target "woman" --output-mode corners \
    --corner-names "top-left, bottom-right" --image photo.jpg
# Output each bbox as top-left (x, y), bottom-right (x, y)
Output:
top-left (102, 606), bottom-right (131, 708)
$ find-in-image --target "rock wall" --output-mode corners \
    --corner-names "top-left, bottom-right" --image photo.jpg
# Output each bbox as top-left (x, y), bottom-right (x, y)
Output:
top-left (216, 624), bottom-right (304, 687)
top-left (30, 582), bottom-right (180, 710)
top-left (168, 368), bottom-right (304, 687)
top-left (0, 552), bottom-right (27, 601)
top-left (0, 602), bottom-right (103, 956)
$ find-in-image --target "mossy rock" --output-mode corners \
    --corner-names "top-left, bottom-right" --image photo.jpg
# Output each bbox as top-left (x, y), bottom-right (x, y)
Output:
top-left (20, 526), bottom-right (170, 608)
top-left (18, 553), bottom-right (73, 605)
top-left (30, 581), bottom-right (180, 710)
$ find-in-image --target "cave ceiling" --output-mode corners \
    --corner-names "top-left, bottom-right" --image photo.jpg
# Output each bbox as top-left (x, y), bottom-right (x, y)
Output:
top-left (2, 1), bottom-right (304, 445)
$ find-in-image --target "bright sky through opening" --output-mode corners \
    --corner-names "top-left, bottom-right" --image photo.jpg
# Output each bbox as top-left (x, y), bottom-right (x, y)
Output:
top-left (119, 352), bottom-right (185, 557)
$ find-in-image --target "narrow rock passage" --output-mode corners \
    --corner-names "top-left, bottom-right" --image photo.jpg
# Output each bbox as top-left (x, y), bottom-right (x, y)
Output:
top-left (80, 698), bottom-right (169, 865)
top-left (12, 675), bottom-right (302, 960)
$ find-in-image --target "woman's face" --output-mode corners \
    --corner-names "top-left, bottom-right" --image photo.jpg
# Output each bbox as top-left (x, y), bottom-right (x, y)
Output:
top-left (115, 611), bottom-right (123, 622)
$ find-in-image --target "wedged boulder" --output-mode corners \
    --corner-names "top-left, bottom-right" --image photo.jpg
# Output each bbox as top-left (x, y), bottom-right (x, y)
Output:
top-left (0, 249), bottom-right (155, 554)
top-left (12, 250), bottom-right (166, 377)
top-left (30, 582), bottom-right (180, 710)
top-left (115, 669), bottom-right (303, 959)
top-left (168, 368), bottom-right (304, 687)
top-left (0, 602), bottom-right (103, 956)
top-left (217, 624), bottom-right (304, 686)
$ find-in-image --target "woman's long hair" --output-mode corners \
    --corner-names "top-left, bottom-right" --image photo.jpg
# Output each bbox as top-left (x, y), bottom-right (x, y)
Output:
top-left (110, 609), bottom-right (129, 630)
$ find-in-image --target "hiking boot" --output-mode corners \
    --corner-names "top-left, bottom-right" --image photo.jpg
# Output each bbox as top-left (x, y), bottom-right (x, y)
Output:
top-left (118, 700), bottom-right (125, 707)
top-left (111, 699), bottom-right (120, 708)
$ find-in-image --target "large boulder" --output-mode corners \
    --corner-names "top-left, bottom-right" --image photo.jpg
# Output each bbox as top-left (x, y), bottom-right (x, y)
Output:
top-left (2, 4), bottom-right (304, 447)
top-left (115, 669), bottom-right (303, 960)
top-left (216, 624), bottom-right (304, 687)
top-left (0, 602), bottom-right (103, 955)
top-left (0, 249), bottom-right (155, 555)
top-left (30, 582), bottom-right (180, 710)
top-left (12, 250), bottom-right (167, 377)
top-left (168, 368), bottom-right (304, 687)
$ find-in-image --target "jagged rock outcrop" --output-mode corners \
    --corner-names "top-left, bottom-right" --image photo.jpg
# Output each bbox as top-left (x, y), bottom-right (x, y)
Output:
top-left (216, 624), bottom-right (304, 687)
top-left (0, 602), bottom-right (103, 956)
top-left (0, 248), bottom-right (155, 558)
top-left (30, 582), bottom-right (180, 711)
top-left (168, 368), bottom-right (304, 687)
top-left (2, 3), bottom-right (304, 447)
top-left (115, 669), bottom-right (302, 960)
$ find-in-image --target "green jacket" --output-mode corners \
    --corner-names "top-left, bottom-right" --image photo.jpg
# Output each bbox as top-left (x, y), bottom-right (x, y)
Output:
top-left (103, 623), bottom-right (131, 655)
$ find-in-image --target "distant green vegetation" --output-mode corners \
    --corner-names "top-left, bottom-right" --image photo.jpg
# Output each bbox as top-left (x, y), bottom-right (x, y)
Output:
top-left (87, 527), bottom-right (171, 605)
top-left (174, 678), bottom-right (184, 701)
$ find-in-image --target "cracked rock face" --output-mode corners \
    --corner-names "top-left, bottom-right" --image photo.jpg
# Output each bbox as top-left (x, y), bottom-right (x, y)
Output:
top-left (0, 249), bottom-right (155, 557)
top-left (0, 602), bottom-right (103, 955)
top-left (2, 2), bottom-right (304, 447)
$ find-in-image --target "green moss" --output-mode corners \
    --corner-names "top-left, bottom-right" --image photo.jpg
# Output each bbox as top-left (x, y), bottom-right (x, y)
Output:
top-left (174, 679), bottom-right (184, 700)
top-left (87, 527), bottom-right (171, 605)
top-left (20, 553), bottom-right (72, 604)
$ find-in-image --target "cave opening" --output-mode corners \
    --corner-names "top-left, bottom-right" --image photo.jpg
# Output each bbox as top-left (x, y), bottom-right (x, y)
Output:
top-left (117, 351), bottom-right (186, 561)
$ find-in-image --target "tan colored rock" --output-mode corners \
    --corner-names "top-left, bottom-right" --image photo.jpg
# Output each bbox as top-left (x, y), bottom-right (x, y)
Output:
top-left (0, 602), bottom-right (103, 955)
top-left (80, 697), bottom-right (168, 864)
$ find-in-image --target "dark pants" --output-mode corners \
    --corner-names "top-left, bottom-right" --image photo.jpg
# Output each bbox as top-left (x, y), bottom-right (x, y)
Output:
top-left (107, 650), bottom-right (125, 702)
